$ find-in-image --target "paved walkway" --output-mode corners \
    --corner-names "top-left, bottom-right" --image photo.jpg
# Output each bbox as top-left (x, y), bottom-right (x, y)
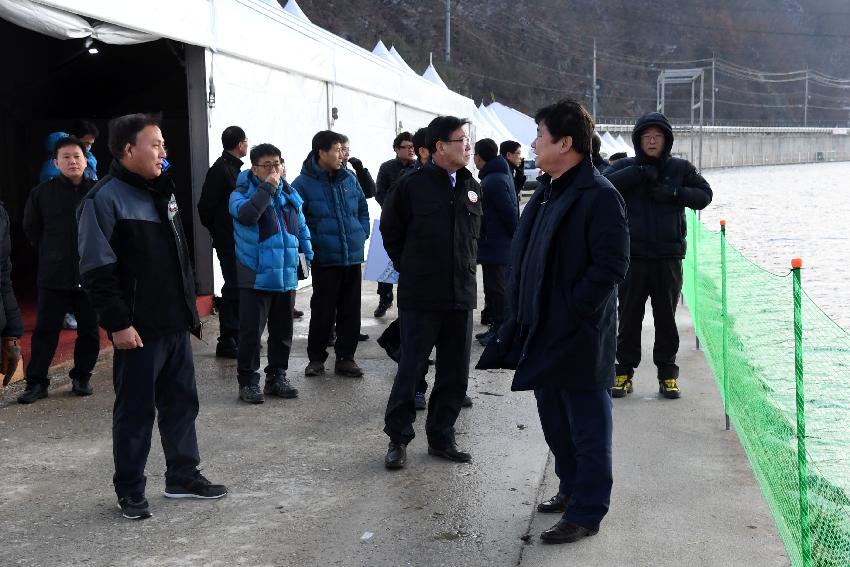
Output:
top-left (0, 280), bottom-right (788, 566)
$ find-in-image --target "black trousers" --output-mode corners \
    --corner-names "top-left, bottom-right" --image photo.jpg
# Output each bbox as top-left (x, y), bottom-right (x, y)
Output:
top-left (216, 245), bottom-right (240, 344)
top-left (237, 288), bottom-right (294, 387)
top-left (112, 332), bottom-right (200, 497)
top-left (615, 258), bottom-right (683, 379)
top-left (25, 288), bottom-right (100, 386)
top-left (481, 264), bottom-right (508, 325)
top-left (378, 319), bottom-right (429, 393)
top-left (377, 282), bottom-right (394, 303)
top-left (307, 265), bottom-right (362, 363)
top-left (384, 309), bottom-right (471, 446)
top-left (535, 385), bottom-right (613, 530)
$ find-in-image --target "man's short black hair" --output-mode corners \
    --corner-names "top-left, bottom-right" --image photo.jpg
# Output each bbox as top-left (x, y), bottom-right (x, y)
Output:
top-left (609, 151), bottom-right (627, 162)
top-left (249, 143), bottom-right (282, 166)
top-left (53, 136), bottom-right (88, 159)
top-left (221, 126), bottom-right (246, 151)
top-left (108, 113), bottom-right (161, 159)
top-left (412, 127), bottom-right (431, 156)
top-left (534, 98), bottom-right (594, 154)
top-left (311, 130), bottom-right (345, 155)
top-left (474, 138), bottom-right (498, 162)
top-left (592, 133), bottom-right (602, 154)
top-left (72, 119), bottom-right (99, 140)
top-left (426, 116), bottom-right (470, 153)
top-left (499, 140), bottom-right (521, 156)
top-left (392, 131), bottom-right (413, 149)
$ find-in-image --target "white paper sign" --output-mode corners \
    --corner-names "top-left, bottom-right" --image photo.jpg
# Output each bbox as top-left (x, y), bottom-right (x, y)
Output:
top-left (363, 219), bottom-right (399, 284)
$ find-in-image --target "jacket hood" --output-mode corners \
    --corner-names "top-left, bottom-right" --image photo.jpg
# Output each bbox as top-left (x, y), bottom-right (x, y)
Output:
top-left (300, 152), bottom-right (354, 185)
top-left (632, 112), bottom-right (674, 159)
top-left (478, 155), bottom-right (512, 180)
top-left (44, 131), bottom-right (70, 154)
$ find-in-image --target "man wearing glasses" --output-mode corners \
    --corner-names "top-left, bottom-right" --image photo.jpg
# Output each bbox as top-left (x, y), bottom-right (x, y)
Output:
top-left (198, 126), bottom-right (248, 359)
top-left (373, 132), bottom-right (417, 318)
top-left (229, 144), bottom-right (312, 404)
top-left (380, 116), bottom-right (481, 469)
top-left (603, 112), bottom-right (712, 400)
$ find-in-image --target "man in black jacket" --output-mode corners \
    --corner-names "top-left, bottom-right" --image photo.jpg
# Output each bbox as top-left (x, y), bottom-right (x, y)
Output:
top-left (500, 140), bottom-right (527, 200)
top-left (478, 98), bottom-right (629, 544)
top-left (197, 126), bottom-right (247, 358)
top-left (373, 131), bottom-right (417, 318)
top-left (341, 135), bottom-right (376, 199)
top-left (78, 113), bottom-right (227, 520)
top-left (603, 112), bottom-right (712, 399)
top-left (380, 116), bottom-right (481, 469)
top-left (19, 137), bottom-right (98, 404)
top-left (473, 138), bottom-right (518, 346)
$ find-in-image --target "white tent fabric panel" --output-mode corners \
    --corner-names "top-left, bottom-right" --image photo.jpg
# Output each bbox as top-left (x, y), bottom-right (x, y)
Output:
top-left (389, 46), bottom-right (417, 75)
top-left (395, 104), bottom-right (438, 135)
top-left (0, 0), bottom-right (158, 43)
top-left (599, 132), bottom-right (620, 156)
top-left (208, 52), bottom-right (328, 174)
top-left (34, 0), bottom-right (213, 46)
top-left (282, 0), bottom-right (310, 22)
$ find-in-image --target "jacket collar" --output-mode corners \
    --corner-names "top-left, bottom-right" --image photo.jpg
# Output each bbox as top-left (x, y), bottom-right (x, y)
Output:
top-left (109, 160), bottom-right (172, 196)
top-left (221, 151), bottom-right (244, 167)
top-left (426, 161), bottom-right (473, 185)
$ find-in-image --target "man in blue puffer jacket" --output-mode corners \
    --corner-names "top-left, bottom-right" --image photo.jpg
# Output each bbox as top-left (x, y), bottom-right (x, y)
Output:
top-left (230, 143), bottom-right (313, 404)
top-left (293, 130), bottom-right (370, 378)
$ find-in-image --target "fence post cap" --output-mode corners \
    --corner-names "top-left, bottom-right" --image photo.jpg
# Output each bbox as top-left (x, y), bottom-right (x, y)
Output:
top-left (720, 219), bottom-right (726, 227)
top-left (791, 258), bottom-right (803, 269)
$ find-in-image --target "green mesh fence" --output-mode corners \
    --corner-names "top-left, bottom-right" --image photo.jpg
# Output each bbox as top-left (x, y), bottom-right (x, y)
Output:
top-left (682, 209), bottom-right (850, 567)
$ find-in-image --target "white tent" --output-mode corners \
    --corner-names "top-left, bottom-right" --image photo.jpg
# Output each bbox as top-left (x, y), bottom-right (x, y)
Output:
top-left (487, 101), bottom-right (536, 147)
top-left (599, 132), bottom-right (621, 157)
top-left (422, 61), bottom-right (448, 89)
top-left (388, 45), bottom-right (417, 75)
top-left (615, 134), bottom-right (635, 156)
top-left (2, 0), bottom-right (477, 295)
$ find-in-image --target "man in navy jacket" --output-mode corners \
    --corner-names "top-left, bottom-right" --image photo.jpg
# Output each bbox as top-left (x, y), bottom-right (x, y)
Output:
top-left (473, 138), bottom-right (518, 346)
top-left (478, 99), bottom-right (629, 543)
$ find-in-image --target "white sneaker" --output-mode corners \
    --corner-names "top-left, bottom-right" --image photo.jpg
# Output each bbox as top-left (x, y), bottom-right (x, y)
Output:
top-left (62, 313), bottom-right (78, 330)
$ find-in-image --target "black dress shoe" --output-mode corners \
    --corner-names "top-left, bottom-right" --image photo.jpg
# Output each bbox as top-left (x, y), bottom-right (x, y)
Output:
top-left (427, 442), bottom-right (471, 463)
top-left (461, 394), bottom-right (473, 408)
top-left (537, 492), bottom-right (569, 513)
top-left (71, 378), bottom-right (93, 396)
top-left (17, 383), bottom-right (48, 404)
top-left (540, 519), bottom-right (598, 544)
top-left (385, 442), bottom-right (407, 469)
top-left (358, 333), bottom-right (369, 341)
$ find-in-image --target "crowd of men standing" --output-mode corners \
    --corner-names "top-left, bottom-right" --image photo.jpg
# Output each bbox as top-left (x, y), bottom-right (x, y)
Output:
top-left (1, 99), bottom-right (711, 542)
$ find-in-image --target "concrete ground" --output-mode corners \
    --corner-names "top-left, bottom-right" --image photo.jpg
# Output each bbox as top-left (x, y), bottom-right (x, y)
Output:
top-left (0, 279), bottom-right (788, 566)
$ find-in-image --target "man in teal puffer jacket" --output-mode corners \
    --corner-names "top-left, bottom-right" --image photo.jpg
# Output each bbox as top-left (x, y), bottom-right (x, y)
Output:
top-left (293, 131), bottom-right (370, 379)
top-left (230, 143), bottom-right (313, 404)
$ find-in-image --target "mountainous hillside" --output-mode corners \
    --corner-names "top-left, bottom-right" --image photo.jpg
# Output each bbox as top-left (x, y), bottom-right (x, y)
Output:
top-left (288, 0), bottom-right (850, 126)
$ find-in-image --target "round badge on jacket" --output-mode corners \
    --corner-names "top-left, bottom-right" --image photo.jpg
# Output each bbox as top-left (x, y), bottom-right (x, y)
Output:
top-left (467, 191), bottom-right (479, 203)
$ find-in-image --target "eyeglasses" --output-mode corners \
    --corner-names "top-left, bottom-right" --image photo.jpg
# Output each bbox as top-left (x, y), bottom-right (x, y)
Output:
top-left (256, 161), bottom-right (283, 170)
top-left (398, 144), bottom-right (414, 150)
top-left (640, 134), bottom-right (663, 142)
top-left (444, 136), bottom-right (470, 144)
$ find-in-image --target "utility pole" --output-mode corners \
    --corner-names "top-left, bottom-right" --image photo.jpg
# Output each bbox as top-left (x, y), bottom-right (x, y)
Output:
top-left (804, 68), bottom-right (809, 127)
top-left (592, 37), bottom-right (597, 122)
top-left (445, 0), bottom-right (451, 63)
top-left (711, 51), bottom-right (717, 126)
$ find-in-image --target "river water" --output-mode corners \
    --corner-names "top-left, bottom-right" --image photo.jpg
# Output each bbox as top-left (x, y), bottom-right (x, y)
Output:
top-left (702, 162), bottom-right (850, 330)
top-left (700, 162), bottom-right (850, 496)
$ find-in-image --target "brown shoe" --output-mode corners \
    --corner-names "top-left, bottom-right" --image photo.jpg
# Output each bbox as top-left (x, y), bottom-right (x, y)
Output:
top-left (304, 361), bottom-right (325, 377)
top-left (334, 358), bottom-right (363, 378)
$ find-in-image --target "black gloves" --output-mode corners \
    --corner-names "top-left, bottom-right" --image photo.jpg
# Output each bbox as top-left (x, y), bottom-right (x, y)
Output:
top-left (639, 164), bottom-right (658, 182)
top-left (348, 157), bottom-right (364, 171)
top-left (650, 184), bottom-right (679, 203)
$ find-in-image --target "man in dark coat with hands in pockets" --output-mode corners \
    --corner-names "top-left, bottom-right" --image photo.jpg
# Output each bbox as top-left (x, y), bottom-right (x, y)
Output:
top-left (478, 98), bottom-right (629, 544)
